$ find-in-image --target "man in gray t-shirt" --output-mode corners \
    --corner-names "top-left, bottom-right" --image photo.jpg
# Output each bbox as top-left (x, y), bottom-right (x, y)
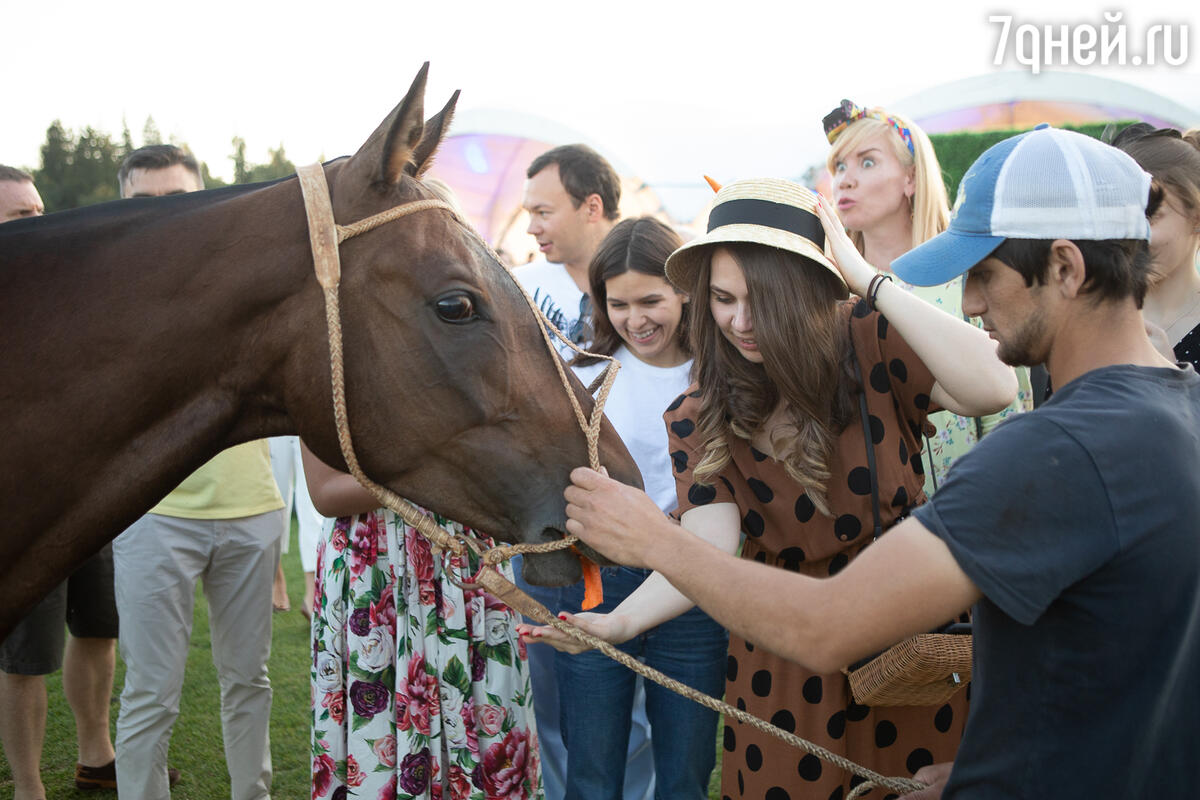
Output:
top-left (555, 128), bottom-right (1200, 798)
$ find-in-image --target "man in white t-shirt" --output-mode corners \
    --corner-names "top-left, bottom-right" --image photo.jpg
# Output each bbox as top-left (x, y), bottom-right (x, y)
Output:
top-left (513, 145), bottom-right (656, 800)
top-left (516, 144), bottom-right (620, 359)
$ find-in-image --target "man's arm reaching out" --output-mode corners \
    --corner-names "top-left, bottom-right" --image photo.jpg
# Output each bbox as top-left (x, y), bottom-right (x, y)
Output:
top-left (564, 467), bottom-right (982, 673)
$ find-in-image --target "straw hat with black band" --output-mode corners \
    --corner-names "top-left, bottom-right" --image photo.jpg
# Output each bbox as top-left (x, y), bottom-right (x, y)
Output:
top-left (665, 178), bottom-right (844, 292)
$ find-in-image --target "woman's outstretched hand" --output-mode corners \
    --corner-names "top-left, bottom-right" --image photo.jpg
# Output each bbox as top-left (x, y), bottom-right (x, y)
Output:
top-left (516, 611), bottom-right (634, 654)
top-left (814, 193), bottom-right (876, 296)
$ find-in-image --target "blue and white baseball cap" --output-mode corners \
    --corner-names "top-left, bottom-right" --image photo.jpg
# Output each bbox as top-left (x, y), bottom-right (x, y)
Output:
top-left (893, 125), bottom-right (1152, 287)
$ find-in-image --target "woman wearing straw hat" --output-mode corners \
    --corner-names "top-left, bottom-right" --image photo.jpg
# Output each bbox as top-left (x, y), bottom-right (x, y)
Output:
top-left (823, 100), bottom-right (1032, 494)
top-left (525, 177), bottom-right (1017, 798)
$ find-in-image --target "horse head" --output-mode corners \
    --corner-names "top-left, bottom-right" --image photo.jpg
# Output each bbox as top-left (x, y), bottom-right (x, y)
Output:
top-left (288, 64), bottom-right (641, 586)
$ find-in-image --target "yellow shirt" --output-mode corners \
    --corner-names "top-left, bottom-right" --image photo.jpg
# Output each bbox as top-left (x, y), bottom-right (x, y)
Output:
top-left (907, 277), bottom-right (1033, 496)
top-left (151, 440), bottom-right (284, 520)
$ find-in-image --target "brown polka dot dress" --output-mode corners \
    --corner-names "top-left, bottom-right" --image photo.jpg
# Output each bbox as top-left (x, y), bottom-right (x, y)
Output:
top-left (665, 300), bottom-right (968, 799)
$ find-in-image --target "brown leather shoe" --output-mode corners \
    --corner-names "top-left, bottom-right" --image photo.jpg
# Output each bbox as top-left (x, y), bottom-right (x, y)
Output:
top-left (76, 760), bottom-right (182, 791)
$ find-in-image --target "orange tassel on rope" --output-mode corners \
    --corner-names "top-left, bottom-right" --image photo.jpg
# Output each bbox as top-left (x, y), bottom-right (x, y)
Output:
top-left (579, 555), bottom-right (604, 610)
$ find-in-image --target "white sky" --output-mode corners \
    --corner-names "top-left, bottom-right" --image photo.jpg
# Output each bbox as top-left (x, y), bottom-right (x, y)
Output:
top-left (4, 0), bottom-right (1197, 196)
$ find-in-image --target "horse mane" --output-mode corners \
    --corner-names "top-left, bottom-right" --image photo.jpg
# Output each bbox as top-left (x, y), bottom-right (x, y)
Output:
top-left (0, 177), bottom-right (294, 247)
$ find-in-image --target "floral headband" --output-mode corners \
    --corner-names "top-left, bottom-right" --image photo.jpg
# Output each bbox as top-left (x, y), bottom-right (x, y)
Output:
top-left (822, 99), bottom-right (915, 157)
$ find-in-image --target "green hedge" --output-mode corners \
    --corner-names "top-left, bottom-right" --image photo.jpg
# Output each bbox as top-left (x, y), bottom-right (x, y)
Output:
top-left (930, 121), bottom-right (1137, 203)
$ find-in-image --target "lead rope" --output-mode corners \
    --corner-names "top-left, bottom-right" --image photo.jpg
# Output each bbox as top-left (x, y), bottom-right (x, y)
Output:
top-left (296, 163), bottom-right (923, 798)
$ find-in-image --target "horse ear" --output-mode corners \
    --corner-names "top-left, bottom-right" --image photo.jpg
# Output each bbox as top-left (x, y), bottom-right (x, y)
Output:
top-left (407, 89), bottom-right (460, 178)
top-left (344, 62), bottom-right (429, 187)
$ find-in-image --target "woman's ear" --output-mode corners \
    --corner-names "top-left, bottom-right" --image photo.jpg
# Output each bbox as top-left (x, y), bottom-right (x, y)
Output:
top-left (904, 167), bottom-right (916, 200)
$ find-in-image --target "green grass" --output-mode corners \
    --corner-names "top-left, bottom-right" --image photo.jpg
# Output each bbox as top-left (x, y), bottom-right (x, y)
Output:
top-left (1, 521), bottom-right (727, 799)
top-left (0, 524), bottom-right (314, 800)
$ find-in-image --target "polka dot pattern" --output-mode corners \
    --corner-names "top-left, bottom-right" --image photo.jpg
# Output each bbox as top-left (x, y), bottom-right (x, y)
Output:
top-left (794, 495), bottom-right (816, 523)
top-left (751, 670), bottom-right (772, 697)
top-left (847, 467), bottom-right (873, 496)
top-left (670, 418), bottom-right (695, 439)
top-left (798, 754), bottom-right (823, 782)
top-left (664, 301), bottom-right (964, 798)
top-left (906, 747), bottom-right (934, 774)
top-left (748, 477), bottom-right (774, 503)
top-left (687, 482), bottom-right (716, 506)
top-left (770, 709), bottom-right (796, 733)
top-left (1174, 324), bottom-right (1200, 370)
top-left (778, 546), bottom-right (805, 570)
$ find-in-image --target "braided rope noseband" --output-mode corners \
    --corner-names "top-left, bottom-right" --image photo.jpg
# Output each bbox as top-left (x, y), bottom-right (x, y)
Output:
top-left (295, 162), bottom-right (923, 798)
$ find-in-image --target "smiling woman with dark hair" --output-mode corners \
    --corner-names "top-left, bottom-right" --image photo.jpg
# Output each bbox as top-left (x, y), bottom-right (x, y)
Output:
top-left (528, 216), bottom-right (727, 800)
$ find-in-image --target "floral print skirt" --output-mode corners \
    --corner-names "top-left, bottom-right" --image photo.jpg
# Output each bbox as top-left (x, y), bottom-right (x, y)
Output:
top-left (311, 507), bottom-right (542, 800)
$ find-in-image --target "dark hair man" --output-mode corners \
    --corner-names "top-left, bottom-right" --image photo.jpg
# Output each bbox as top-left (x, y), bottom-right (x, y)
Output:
top-left (116, 144), bottom-right (203, 197)
top-left (516, 144), bottom-right (622, 356)
top-left (512, 144), bottom-right (655, 800)
top-left (111, 144), bottom-right (283, 800)
top-left (560, 126), bottom-right (1198, 798)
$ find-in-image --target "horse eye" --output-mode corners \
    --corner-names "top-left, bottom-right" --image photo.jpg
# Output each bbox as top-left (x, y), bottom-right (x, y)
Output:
top-left (435, 293), bottom-right (477, 323)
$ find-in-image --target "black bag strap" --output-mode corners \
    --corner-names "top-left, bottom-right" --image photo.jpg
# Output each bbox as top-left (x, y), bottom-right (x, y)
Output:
top-left (854, 361), bottom-right (883, 541)
top-left (848, 311), bottom-right (884, 540)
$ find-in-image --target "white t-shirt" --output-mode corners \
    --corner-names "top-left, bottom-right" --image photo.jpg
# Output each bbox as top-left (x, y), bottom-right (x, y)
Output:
top-left (513, 259), bottom-right (590, 360)
top-left (572, 345), bottom-right (693, 514)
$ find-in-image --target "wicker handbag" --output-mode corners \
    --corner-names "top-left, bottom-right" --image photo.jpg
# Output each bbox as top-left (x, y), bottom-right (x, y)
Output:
top-left (844, 626), bottom-right (973, 706)
top-left (841, 349), bottom-right (974, 707)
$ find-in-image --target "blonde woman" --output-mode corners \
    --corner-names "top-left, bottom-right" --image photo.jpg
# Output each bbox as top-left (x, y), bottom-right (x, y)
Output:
top-left (823, 100), bottom-right (1032, 492)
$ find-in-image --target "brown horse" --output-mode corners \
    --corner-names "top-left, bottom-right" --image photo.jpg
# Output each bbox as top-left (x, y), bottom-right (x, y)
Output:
top-left (0, 65), bottom-right (639, 639)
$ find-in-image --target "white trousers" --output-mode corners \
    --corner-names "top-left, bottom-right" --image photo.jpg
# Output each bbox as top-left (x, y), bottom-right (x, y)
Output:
top-left (113, 510), bottom-right (283, 800)
top-left (267, 436), bottom-right (325, 572)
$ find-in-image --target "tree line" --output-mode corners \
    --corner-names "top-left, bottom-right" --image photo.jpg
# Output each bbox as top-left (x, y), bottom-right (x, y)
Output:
top-left (25, 117), bottom-right (299, 213)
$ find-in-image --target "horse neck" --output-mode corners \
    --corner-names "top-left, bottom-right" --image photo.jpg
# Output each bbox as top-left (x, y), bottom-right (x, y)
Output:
top-left (0, 180), bottom-right (316, 533)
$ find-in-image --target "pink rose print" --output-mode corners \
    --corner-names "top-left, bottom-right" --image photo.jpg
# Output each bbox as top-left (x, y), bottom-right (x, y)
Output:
top-left (321, 690), bottom-right (345, 726)
top-left (448, 765), bottom-right (472, 800)
top-left (405, 524), bottom-right (437, 604)
top-left (479, 727), bottom-right (533, 799)
top-left (313, 753), bottom-right (336, 797)
top-left (346, 754), bottom-right (365, 788)
top-left (369, 586), bottom-right (397, 630)
top-left (476, 703), bottom-right (506, 736)
top-left (376, 774), bottom-right (397, 800)
top-left (330, 522), bottom-right (349, 553)
top-left (349, 516), bottom-right (382, 577)
top-left (396, 652), bottom-right (440, 735)
top-left (372, 734), bottom-right (397, 768)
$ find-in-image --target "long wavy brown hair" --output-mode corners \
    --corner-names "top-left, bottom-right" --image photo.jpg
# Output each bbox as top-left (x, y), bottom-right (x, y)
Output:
top-left (690, 242), bottom-right (856, 516)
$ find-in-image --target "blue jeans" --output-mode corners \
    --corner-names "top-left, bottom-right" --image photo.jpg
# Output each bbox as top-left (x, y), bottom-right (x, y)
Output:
top-left (511, 555), bottom-right (568, 799)
top-left (557, 566), bottom-right (728, 800)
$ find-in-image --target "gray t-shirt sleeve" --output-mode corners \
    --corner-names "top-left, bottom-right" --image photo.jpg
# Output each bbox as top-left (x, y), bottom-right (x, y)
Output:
top-left (913, 415), bottom-right (1120, 625)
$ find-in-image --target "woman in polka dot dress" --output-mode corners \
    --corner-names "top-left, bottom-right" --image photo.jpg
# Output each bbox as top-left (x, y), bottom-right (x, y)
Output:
top-left (529, 178), bottom-right (1017, 798)
top-left (1111, 124), bottom-right (1200, 370)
